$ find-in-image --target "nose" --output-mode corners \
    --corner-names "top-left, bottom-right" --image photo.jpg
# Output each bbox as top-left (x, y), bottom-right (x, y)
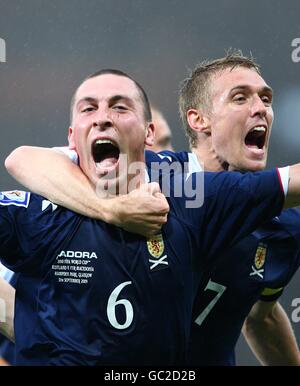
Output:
top-left (250, 95), bottom-right (267, 118)
top-left (93, 106), bottom-right (113, 130)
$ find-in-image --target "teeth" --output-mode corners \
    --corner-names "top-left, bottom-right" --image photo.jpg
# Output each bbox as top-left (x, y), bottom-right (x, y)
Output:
top-left (251, 126), bottom-right (266, 133)
top-left (95, 139), bottom-right (115, 146)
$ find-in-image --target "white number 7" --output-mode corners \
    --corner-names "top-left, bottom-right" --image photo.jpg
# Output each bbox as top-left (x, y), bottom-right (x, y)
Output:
top-left (194, 279), bottom-right (226, 326)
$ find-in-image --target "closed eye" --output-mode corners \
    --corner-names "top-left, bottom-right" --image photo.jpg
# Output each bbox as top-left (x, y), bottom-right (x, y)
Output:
top-left (113, 105), bottom-right (128, 111)
top-left (82, 106), bottom-right (96, 113)
top-left (233, 94), bottom-right (247, 103)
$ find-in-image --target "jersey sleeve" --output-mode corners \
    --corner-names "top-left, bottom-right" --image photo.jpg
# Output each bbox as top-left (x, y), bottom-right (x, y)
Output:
top-left (0, 262), bottom-right (14, 282)
top-left (170, 168), bottom-right (285, 264)
top-left (259, 287), bottom-right (284, 302)
top-left (0, 191), bottom-right (80, 273)
top-left (52, 146), bottom-right (79, 165)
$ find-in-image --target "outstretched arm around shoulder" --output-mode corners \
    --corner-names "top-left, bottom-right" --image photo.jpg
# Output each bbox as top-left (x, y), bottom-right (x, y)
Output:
top-left (5, 146), bottom-right (169, 238)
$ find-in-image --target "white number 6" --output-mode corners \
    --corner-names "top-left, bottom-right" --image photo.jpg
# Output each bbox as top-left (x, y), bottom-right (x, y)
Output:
top-left (107, 281), bottom-right (133, 329)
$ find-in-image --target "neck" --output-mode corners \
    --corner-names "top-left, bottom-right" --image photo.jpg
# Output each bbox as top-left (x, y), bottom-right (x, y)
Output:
top-left (191, 136), bottom-right (227, 172)
top-left (92, 155), bottom-right (147, 197)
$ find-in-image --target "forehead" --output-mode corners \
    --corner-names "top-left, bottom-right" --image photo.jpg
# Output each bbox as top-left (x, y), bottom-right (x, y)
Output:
top-left (75, 74), bottom-right (141, 104)
top-left (211, 67), bottom-right (270, 96)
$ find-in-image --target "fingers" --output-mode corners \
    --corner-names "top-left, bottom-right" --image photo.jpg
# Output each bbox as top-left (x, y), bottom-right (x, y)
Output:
top-left (147, 182), bottom-right (161, 195)
top-left (138, 226), bottom-right (163, 238)
top-left (146, 184), bottom-right (169, 213)
top-left (154, 192), bottom-right (169, 214)
top-left (120, 182), bottom-right (169, 238)
top-left (136, 183), bottom-right (169, 215)
top-left (139, 182), bottom-right (161, 195)
top-left (142, 214), bottom-right (168, 237)
top-left (123, 212), bottom-right (168, 237)
top-left (152, 192), bottom-right (169, 216)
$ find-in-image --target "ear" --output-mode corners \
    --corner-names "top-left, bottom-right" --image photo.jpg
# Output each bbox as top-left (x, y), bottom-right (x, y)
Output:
top-left (68, 126), bottom-right (76, 150)
top-left (144, 122), bottom-right (155, 147)
top-left (186, 108), bottom-right (211, 135)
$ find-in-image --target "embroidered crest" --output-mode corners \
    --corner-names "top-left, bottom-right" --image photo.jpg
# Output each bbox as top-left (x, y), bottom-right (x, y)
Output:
top-left (254, 243), bottom-right (267, 269)
top-left (147, 234), bottom-right (164, 258)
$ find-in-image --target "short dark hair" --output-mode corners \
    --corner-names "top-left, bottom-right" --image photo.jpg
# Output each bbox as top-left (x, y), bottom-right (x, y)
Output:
top-left (178, 49), bottom-right (261, 148)
top-left (70, 69), bottom-right (152, 123)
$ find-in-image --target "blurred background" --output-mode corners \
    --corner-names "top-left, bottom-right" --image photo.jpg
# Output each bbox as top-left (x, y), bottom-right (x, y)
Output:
top-left (0, 0), bottom-right (300, 365)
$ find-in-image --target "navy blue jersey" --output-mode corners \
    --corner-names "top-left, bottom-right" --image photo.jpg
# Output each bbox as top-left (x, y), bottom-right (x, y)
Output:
top-left (188, 209), bottom-right (300, 366)
top-left (155, 150), bottom-right (300, 366)
top-left (0, 163), bottom-right (284, 365)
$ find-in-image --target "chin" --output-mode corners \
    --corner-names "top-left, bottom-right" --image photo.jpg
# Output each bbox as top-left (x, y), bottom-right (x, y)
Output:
top-left (94, 176), bottom-right (121, 198)
top-left (241, 159), bottom-right (266, 172)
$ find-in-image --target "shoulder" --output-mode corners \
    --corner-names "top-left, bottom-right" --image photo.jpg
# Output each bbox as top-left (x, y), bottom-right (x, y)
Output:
top-left (145, 150), bottom-right (198, 167)
top-left (0, 190), bottom-right (76, 222)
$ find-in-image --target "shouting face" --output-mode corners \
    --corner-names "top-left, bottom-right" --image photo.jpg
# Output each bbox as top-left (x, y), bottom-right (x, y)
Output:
top-left (208, 66), bottom-right (274, 171)
top-left (69, 73), bottom-right (154, 193)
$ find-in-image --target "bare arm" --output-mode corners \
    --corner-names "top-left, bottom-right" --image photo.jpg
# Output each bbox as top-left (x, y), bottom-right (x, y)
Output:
top-left (5, 146), bottom-right (169, 237)
top-left (0, 277), bottom-right (15, 343)
top-left (242, 300), bottom-right (300, 366)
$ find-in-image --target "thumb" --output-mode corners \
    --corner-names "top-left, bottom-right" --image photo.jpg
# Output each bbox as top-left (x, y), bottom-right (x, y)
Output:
top-left (139, 182), bottom-right (161, 195)
top-left (146, 182), bottom-right (161, 196)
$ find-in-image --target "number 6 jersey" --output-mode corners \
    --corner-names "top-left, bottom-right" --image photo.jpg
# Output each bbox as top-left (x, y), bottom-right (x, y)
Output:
top-left (0, 158), bottom-right (285, 365)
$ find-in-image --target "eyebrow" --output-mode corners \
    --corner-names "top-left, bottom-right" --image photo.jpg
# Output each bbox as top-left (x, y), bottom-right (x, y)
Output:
top-left (109, 95), bottom-right (134, 105)
top-left (76, 97), bottom-right (98, 109)
top-left (76, 95), bottom-right (134, 109)
top-left (229, 85), bottom-right (273, 95)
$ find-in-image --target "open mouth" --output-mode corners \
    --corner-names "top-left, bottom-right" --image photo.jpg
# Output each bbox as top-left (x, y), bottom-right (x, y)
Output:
top-left (244, 126), bottom-right (267, 150)
top-left (92, 139), bottom-right (120, 172)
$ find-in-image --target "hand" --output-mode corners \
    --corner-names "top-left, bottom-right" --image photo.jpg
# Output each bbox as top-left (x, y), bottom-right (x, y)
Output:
top-left (108, 182), bottom-right (169, 237)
